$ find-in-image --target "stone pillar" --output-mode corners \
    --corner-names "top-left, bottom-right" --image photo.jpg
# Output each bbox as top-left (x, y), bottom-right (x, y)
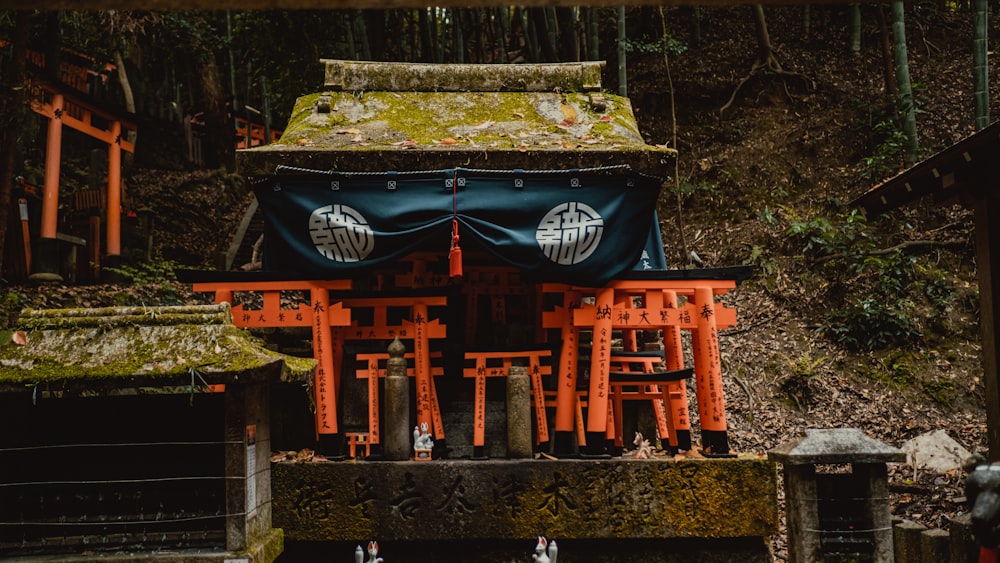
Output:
top-left (383, 337), bottom-right (411, 461)
top-left (507, 365), bottom-right (532, 459)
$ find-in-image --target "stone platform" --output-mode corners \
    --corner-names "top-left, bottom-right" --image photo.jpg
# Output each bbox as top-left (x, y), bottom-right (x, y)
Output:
top-left (272, 456), bottom-right (778, 561)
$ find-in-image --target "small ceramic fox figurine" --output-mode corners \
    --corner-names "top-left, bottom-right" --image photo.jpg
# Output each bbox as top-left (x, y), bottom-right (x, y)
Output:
top-left (634, 432), bottom-right (653, 459)
top-left (354, 540), bottom-right (383, 563)
top-left (367, 541), bottom-right (383, 563)
top-left (532, 536), bottom-right (558, 563)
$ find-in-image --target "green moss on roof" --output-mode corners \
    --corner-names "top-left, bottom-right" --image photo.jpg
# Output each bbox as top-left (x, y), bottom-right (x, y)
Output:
top-left (273, 90), bottom-right (670, 154)
top-left (0, 304), bottom-right (315, 389)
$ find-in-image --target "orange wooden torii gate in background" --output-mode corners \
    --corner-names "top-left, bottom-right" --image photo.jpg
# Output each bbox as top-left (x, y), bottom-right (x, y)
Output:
top-left (28, 82), bottom-right (135, 281)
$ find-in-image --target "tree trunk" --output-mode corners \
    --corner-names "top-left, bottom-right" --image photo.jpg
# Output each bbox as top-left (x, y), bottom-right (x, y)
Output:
top-left (691, 7), bottom-right (702, 47)
top-left (586, 8), bottom-right (600, 61)
top-left (974, 0), bottom-right (989, 131)
top-left (355, 11), bottom-right (371, 61)
top-left (363, 10), bottom-right (384, 61)
top-left (344, 11), bottom-right (357, 60)
top-left (753, 5), bottom-right (774, 65)
top-left (556, 7), bottom-right (579, 62)
top-left (0, 11), bottom-right (33, 277)
top-left (419, 8), bottom-right (432, 63)
top-left (114, 50), bottom-right (136, 119)
top-left (849, 4), bottom-right (861, 55)
top-left (522, 9), bottom-right (540, 63)
top-left (891, 1), bottom-right (919, 167)
top-left (496, 7), bottom-right (509, 63)
top-left (198, 54), bottom-right (233, 171)
top-left (876, 5), bottom-right (898, 97)
top-left (617, 6), bottom-right (627, 97)
top-left (529, 8), bottom-right (557, 62)
top-left (453, 9), bottom-right (465, 64)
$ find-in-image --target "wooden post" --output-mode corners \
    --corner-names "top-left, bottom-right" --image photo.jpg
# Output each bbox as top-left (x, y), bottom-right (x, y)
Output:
top-left (366, 355), bottom-right (380, 447)
top-left (693, 286), bottom-right (729, 455)
top-left (310, 285), bottom-right (341, 457)
top-left (472, 360), bottom-right (488, 457)
top-left (663, 290), bottom-right (692, 451)
top-left (32, 92), bottom-right (65, 280)
top-left (529, 358), bottom-right (549, 446)
top-left (18, 198), bottom-right (31, 272)
top-left (552, 291), bottom-right (579, 455)
top-left (106, 120), bottom-right (122, 257)
top-left (412, 303), bottom-right (433, 434)
top-left (41, 93), bottom-right (62, 241)
top-left (584, 286), bottom-right (614, 456)
top-left (975, 194), bottom-right (1000, 461)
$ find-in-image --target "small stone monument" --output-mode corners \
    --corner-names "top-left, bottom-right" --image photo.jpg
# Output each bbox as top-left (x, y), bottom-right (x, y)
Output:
top-left (768, 428), bottom-right (905, 563)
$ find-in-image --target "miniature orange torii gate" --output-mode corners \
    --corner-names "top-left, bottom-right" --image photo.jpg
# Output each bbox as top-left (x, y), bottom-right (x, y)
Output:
top-left (192, 279), bottom-right (352, 454)
top-left (192, 279), bottom-right (449, 456)
top-left (30, 83), bottom-right (136, 276)
top-left (354, 350), bottom-right (445, 453)
top-left (462, 348), bottom-right (552, 458)
top-left (337, 295), bottom-right (449, 446)
top-left (542, 274), bottom-right (741, 457)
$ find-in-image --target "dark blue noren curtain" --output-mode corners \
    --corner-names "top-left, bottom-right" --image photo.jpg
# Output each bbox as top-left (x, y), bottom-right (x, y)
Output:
top-left (255, 167), bottom-right (663, 286)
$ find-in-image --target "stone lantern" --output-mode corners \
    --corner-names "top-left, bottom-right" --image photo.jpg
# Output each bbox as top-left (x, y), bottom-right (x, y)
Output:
top-left (769, 428), bottom-right (906, 563)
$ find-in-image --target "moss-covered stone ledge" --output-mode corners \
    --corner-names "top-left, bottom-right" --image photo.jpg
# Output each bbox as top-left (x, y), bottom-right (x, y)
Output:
top-left (272, 457), bottom-right (778, 542)
top-left (323, 59), bottom-right (604, 92)
top-left (0, 303), bottom-right (315, 393)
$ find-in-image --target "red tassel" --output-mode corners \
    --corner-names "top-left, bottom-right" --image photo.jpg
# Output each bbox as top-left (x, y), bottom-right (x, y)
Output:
top-left (449, 220), bottom-right (463, 279)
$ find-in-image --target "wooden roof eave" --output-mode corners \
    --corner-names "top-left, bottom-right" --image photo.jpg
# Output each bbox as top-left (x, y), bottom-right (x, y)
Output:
top-left (854, 121), bottom-right (1000, 216)
top-left (237, 146), bottom-right (674, 177)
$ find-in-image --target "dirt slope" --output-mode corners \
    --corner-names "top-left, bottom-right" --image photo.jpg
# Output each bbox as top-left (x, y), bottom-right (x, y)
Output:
top-left (627, 5), bottom-right (989, 550)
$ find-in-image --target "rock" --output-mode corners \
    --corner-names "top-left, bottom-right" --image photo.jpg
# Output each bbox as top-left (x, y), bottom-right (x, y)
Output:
top-left (899, 430), bottom-right (972, 473)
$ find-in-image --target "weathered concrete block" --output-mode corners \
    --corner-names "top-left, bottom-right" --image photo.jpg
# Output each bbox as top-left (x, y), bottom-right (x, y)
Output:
top-left (920, 527), bottom-right (950, 563)
top-left (272, 457), bottom-right (778, 543)
top-left (948, 513), bottom-right (979, 563)
top-left (894, 519), bottom-right (928, 563)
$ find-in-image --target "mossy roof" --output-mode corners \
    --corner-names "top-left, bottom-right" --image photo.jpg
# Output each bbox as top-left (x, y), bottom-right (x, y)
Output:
top-left (237, 62), bottom-right (675, 176)
top-left (0, 304), bottom-right (315, 393)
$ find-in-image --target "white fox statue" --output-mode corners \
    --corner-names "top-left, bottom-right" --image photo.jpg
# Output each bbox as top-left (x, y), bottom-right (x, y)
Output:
top-left (532, 535), bottom-right (558, 563)
top-left (354, 540), bottom-right (383, 563)
top-left (634, 432), bottom-right (654, 459)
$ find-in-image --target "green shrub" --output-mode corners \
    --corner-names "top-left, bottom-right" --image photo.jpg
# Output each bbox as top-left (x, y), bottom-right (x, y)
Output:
top-left (822, 296), bottom-right (919, 351)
